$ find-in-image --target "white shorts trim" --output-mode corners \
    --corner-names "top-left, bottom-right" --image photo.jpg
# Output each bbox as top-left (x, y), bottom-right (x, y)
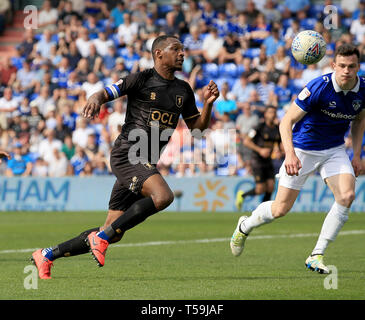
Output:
top-left (278, 144), bottom-right (355, 190)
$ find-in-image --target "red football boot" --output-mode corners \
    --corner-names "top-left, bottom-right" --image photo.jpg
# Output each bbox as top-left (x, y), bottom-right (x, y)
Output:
top-left (86, 231), bottom-right (109, 267)
top-left (31, 249), bottom-right (54, 279)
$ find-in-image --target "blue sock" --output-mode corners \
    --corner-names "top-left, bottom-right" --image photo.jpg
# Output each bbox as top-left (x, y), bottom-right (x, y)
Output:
top-left (41, 247), bottom-right (54, 261)
top-left (96, 230), bottom-right (110, 242)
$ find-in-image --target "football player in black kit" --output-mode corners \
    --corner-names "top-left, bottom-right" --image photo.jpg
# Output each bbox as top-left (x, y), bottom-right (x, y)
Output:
top-left (31, 35), bottom-right (220, 279)
top-left (235, 106), bottom-right (282, 211)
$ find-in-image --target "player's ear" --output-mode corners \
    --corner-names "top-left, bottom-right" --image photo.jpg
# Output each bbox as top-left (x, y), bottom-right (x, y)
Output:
top-left (154, 48), bottom-right (163, 60)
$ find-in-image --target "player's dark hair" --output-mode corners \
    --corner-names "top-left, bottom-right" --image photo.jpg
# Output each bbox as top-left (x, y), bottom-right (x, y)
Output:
top-left (151, 35), bottom-right (179, 59)
top-left (334, 44), bottom-right (360, 62)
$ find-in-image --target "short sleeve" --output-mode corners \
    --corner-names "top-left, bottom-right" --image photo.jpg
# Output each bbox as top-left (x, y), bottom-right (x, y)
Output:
top-left (294, 77), bottom-right (323, 112)
top-left (104, 72), bottom-right (145, 100)
top-left (181, 83), bottom-right (200, 121)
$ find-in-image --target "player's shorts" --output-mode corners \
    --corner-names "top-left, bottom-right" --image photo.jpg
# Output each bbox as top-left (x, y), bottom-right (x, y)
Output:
top-left (108, 135), bottom-right (160, 211)
top-left (251, 160), bottom-right (275, 183)
top-left (278, 144), bottom-right (355, 190)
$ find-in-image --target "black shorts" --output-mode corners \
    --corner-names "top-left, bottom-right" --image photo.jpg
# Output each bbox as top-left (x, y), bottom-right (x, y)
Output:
top-left (251, 160), bottom-right (275, 184)
top-left (108, 135), bottom-right (160, 211)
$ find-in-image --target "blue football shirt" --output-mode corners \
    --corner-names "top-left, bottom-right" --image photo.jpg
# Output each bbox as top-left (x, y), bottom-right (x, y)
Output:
top-left (293, 72), bottom-right (365, 150)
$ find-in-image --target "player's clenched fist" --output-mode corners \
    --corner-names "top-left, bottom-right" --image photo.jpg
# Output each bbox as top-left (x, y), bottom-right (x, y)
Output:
top-left (203, 80), bottom-right (219, 105)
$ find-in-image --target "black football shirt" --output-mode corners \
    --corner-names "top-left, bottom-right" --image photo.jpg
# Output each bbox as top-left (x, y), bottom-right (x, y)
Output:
top-left (105, 68), bottom-right (200, 160)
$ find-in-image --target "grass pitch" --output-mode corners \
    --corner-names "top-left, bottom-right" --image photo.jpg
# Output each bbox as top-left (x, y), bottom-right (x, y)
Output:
top-left (0, 210), bottom-right (364, 300)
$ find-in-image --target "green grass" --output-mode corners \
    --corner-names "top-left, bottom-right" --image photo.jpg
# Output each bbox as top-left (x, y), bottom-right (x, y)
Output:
top-left (0, 211), bottom-right (364, 300)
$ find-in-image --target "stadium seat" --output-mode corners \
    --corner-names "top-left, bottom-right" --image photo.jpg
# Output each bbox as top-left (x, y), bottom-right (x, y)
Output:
top-left (202, 63), bottom-right (219, 78)
top-left (243, 47), bottom-right (260, 59)
top-left (218, 63), bottom-right (238, 78)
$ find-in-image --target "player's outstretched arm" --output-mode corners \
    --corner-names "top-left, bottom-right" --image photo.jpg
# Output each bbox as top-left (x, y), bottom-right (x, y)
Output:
top-left (186, 80), bottom-right (219, 130)
top-left (351, 109), bottom-right (365, 176)
top-left (279, 102), bottom-right (307, 176)
top-left (82, 89), bottom-right (110, 119)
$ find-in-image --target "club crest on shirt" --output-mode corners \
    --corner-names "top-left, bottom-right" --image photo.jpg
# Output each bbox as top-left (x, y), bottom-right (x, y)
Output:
top-left (176, 95), bottom-right (183, 108)
top-left (352, 100), bottom-right (361, 111)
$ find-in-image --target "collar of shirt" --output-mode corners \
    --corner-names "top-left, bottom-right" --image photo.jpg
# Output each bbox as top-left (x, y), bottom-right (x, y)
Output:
top-left (331, 72), bottom-right (360, 95)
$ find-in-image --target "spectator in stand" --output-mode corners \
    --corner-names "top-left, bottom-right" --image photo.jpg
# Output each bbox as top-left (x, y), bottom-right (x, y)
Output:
top-left (261, 0), bottom-right (281, 24)
top-left (87, 43), bottom-right (103, 78)
top-left (70, 145), bottom-right (88, 175)
top-left (0, 87), bottom-right (19, 129)
top-left (5, 143), bottom-right (33, 177)
top-left (76, 27), bottom-right (91, 58)
top-left (109, 1), bottom-right (129, 28)
top-left (201, 0), bottom-right (217, 26)
top-left (58, 0), bottom-right (82, 26)
top-left (263, 28), bottom-right (285, 57)
top-left (31, 85), bottom-right (55, 117)
top-left (117, 12), bottom-right (138, 46)
top-left (48, 148), bottom-right (68, 177)
top-left (52, 57), bottom-right (72, 89)
top-left (79, 161), bottom-right (94, 176)
top-left (282, 0), bottom-right (310, 18)
top-left (183, 25), bottom-right (204, 65)
top-left (37, 0), bottom-right (59, 32)
top-left (120, 44), bottom-right (140, 73)
top-left (27, 104), bottom-right (44, 132)
top-left (35, 29), bottom-right (56, 59)
top-left (72, 117), bottom-right (94, 148)
top-left (184, 0), bottom-right (203, 26)
top-left (66, 71), bottom-right (82, 101)
top-left (108, 99), bottom-right (126, 141)
top-left (54, 113), bottom-right (72, 142)
top-left (273, 46), bottom-right (290, 74)
top-left (16, 60), bottom-right (37, 93)
top-left (101, 45), bottom-right (118, 76)
top-left (62, 134), bottom-right (75, 160)
top-left (214, 82), bottom-right (237, 120)
top-left (161, 11), bottom-right (180, 36)
top-left (256, 71), bottom-right (276, 105)
top-left (17, 29), bottom-right (37, 59)
top-left (274, 74), bottom-right (293, 110)
top-left (0, 57), bottom-right (17, 89)
top-left (350, 13), bottom-right (365, 45)
top-left (32, 157), bottom-right (48, 177)
top-left (202, 27), bottom-right (224, 63)
top-left (243, 0), bottom-right (260, 25)
top-left (66, 41), bottom-right (82, 71)
top-left (230, 72), bottom-right (255, 103)
top-left (218, 33), bottom-right (243, 65)
top-left (93, 31), bottom-right (114, 57)
top-left (81, 72), bottom-right (104, 99)
top-left (38, 128), bottom-right (62, 164)
top-left (247, 13), bottom-right (270, 48)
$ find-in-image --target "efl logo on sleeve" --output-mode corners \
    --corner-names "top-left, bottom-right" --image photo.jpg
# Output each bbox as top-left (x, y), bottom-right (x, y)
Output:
top-left (298, 87), bottom-right (311, 101)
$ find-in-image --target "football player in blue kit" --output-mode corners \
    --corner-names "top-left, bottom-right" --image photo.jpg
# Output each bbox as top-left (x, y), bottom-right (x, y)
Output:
top-left (230, 44), bottom-right (365, 274)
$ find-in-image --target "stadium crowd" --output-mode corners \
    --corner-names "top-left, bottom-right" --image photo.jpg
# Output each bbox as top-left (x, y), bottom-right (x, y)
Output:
top-left (1, 0), bottom-right (365, 178)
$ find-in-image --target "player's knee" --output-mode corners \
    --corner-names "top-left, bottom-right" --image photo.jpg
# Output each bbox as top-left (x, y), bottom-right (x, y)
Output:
top-left (337, 190), bottom-right (355, 207)
top-left (152, 191), bottom-right (174, 211)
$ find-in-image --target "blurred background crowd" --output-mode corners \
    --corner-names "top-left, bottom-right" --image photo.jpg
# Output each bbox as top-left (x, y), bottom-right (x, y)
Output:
top-left (1, 0), bottom-right (365, 178)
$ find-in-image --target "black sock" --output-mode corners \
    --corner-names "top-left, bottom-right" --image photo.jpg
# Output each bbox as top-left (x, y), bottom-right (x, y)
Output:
top-left (103, 197), bottom-right (158, 240)
top-left (51, 227), bottom-right (100, 260)
top-left (263, 192), bottom-right (272, 202)
top-left (243, 188), bottom-right (256, 197)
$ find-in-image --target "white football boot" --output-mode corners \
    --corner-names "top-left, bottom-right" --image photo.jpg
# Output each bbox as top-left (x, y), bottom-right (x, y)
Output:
top-left (305, 254), bottom-right (329, 274)
top-left (230, 216), bottom-right (248, 257)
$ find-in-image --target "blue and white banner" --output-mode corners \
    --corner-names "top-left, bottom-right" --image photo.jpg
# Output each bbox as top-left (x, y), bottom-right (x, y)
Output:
top-left (0, 176), bottom-right (365, 212)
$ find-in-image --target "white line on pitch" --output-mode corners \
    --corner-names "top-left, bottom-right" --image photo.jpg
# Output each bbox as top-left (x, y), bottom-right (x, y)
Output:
top-left (1, 230), bottom-right (364, 254)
